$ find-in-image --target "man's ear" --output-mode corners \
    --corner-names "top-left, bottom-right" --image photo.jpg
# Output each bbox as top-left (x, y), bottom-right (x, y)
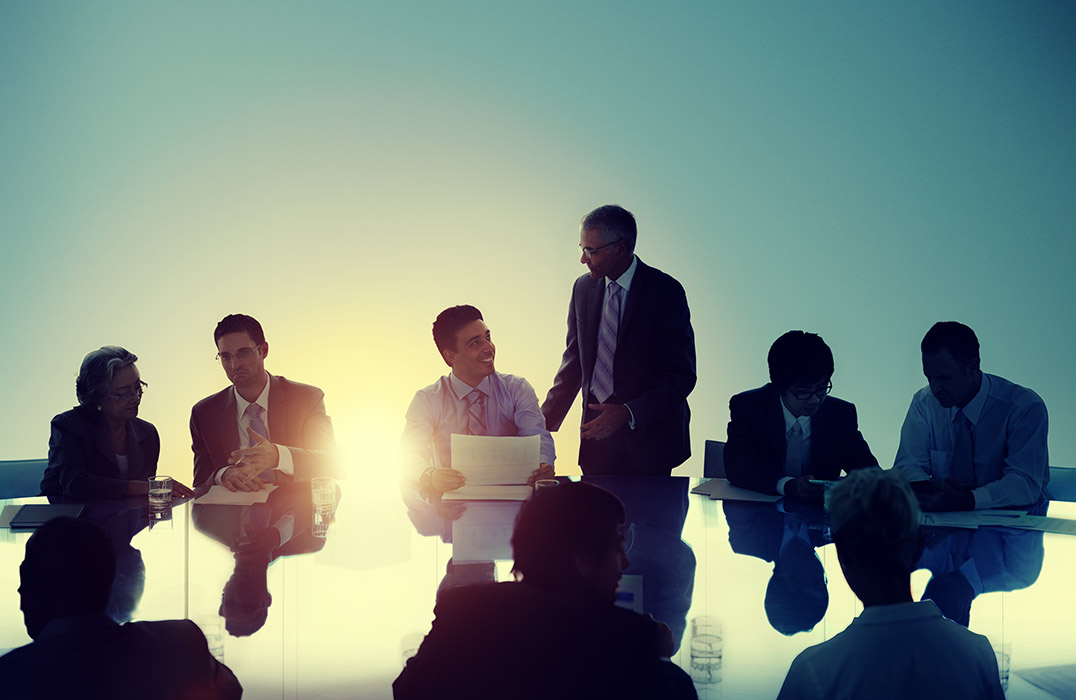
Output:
top-left (261, 342), bottom-right (270, 360)
top-left (573, 552), bottom-right (593, 580)
top-left (968, 357), bottom-right (980, 373)
top-left (441, 348), bottom-right (455, 368)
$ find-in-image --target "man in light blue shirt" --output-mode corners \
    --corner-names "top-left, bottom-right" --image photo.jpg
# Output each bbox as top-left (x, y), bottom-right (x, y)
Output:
top-left (403, 305), bottom-right (555, 497)
top-left (894, 322), bottom-right (1049, 511)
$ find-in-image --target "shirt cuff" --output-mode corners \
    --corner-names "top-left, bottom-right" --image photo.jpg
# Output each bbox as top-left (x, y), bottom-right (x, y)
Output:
top-left (276, 444), bottom-right (294, 476)
top-left (777, 476), bottom-right (794, 495)
top-left (971, 486), bottom-right (990, 510)
top-left (624, 404), bottom-right (637, 430)
top-left (213, 466), bottom-right (230, 485)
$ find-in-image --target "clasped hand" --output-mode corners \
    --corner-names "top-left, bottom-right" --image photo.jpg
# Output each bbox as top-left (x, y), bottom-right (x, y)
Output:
top-left (222, 426), bottom-right (279, 493)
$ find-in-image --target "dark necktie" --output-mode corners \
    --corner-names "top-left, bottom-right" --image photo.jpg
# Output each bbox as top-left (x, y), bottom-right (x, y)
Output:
top-left (951, 410), bottom-right (975, 486)
top-left (784, 421), bottom-right (805, 477)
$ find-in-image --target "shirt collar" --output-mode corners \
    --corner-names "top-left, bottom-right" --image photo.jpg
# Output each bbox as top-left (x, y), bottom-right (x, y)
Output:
top-left (780, 395), bottom-right (812, 435)
top-left (955, 373), bottom-right (990, 425)
top-left (607, 255), bottom-right (638, 292)
top-left (234, 371), bottom-right (271, 415)
top-left (448, 372), bottom-right (492, 400)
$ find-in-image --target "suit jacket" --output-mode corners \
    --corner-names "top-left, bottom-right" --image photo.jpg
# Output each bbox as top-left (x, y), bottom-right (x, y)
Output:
top-left (393, 581), bottom-right (695, 700)
top-left (725, 384), bottom-right (877, 495)
top-left (190, 374), bottom-right (336, 487)
top-left (542, 258), bottom-right (696, 475)
top-left (0, 614), bottom-right (241, 700)
top-left (42, 407), bottom-right (159, 499)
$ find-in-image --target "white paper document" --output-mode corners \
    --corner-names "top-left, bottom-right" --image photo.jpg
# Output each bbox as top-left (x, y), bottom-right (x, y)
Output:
top-left (690, 478), bottom-right (782, 503)
top-left (195, 484), bottom-right (277, 505)
top-left (448, 434), bottom-right (539, 499)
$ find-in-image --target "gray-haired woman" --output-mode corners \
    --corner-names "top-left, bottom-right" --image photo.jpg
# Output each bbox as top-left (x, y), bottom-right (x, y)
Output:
top-left (42, 347), bottom-right (193, 499)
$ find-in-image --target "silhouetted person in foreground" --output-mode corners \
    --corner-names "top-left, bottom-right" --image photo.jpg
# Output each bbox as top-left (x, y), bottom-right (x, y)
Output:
top-left (725, 331), bottom-right (877, 501)
top-left (777, 469), bottom-right (1003, 700)
top-left (0, 517), bottom-right (241, 700)
top-left (394, 481), bottom-right (697, 700)
top-left (895, 321), bottom-right (1049, 511)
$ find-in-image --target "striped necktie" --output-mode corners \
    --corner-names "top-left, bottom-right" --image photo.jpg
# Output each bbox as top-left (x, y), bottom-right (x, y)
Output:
top-left (466, 389), bottom-right (486, 436)
top-left (591, 281), bottom-right (621, 403)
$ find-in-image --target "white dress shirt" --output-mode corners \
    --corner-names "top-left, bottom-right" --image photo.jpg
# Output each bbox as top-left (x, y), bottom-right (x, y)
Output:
top-left (778, 601), bottom-right (1004, 700)
top-left (213, 372), bottom-right (295, 485)
top-left (894, 373), bottom-right (1049, 509)
top-left (776, 398), bottom-right (813, 495)
top-left (402, 371), bottom-right (556, 480)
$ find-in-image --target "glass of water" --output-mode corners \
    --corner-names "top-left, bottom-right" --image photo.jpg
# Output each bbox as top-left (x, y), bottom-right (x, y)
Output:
top-left (148, 475), bottom-right (172, 509)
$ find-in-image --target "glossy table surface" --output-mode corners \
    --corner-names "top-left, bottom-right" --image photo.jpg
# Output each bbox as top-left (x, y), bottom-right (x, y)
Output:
top-left (1, 478), bottom-right (1074, 699)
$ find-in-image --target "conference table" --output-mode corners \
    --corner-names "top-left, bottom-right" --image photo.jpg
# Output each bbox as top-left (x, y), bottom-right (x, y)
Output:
top-left (1, 477), bottom-right (1073, 699)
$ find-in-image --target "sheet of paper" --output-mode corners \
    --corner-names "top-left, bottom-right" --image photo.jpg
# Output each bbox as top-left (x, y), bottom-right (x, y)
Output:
top-left (450, 434), bottom-right (539, 486)
top-left (442, 485), bottom-right (533, 501)
top-left (195, 484), bottom-right (277, 505)
top-left (691, 478), bottom-right (782, 503)
top-left (451, 501), bottom-right (523, 563)
top-left (920, 510), bottom-right (1033, 529)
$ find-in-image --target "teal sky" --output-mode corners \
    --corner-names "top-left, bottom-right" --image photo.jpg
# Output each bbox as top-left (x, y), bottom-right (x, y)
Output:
top-left (2, 2), bottom-right (1074, 484)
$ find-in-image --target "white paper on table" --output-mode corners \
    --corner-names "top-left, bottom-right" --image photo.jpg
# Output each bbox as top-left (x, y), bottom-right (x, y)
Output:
top-left (442, 485), bottom-right (533, 501)
top-left (919, 510), bottom-right (1031, 529)
top-left (450, 434), bottom-right (539, 487)
top-left (451, 500), bottom-right (523, 563)
top-left (195, 484), bottom-right (277, 505)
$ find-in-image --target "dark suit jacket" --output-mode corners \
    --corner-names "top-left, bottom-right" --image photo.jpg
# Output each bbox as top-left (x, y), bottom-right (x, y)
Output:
top-left (0, 614), bottom-right (241, 700)
top-left (190, 374), bottom-right (336, 487)
top-left (393, 582), bottom-right (695, 700)
top-left (42, 407), bottom-right (159, 499)
top-left (724, 384), bottom-right (877, 495)
top-left (542, 258), bottom-right (696, 475)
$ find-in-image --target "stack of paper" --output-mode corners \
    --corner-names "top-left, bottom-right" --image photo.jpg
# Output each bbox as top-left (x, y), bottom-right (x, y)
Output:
top-left (442, 434), bottom-right (538, 501)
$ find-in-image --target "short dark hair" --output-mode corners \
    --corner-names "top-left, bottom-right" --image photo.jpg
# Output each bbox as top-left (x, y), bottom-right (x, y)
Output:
top-left (921, 321), bottom-right (979, 366)
top-left (432, 305), bottom-right (483, 358)
top-left (511, 481), bottom-right (626, 592)
top-left (581, 204), bottom-right (637, 254)
top-left (75, 346), bottom-right (138, 407)
top-left (829, 468), bottom-right (922, 577)
top-left (214, 314), bottom-right (266, 346)
top-left (767, 331), bottom-right (834, 389)
top-left (764, 539), bottom-right (829, 636)
top-left (23, 517), bottom-right (116, 614)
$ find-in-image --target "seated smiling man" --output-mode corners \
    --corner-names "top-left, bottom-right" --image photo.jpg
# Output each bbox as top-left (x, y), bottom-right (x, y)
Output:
top-left (394, 481), bottom-right (696, 700)
top-left (402, 305), bottom-right (554, 499)
top-left (725, 331), bottom-right (878, 501)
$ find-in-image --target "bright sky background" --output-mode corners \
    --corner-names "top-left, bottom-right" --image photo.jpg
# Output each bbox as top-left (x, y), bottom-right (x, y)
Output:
top-left (2, 2), bottom-right (1074, 493)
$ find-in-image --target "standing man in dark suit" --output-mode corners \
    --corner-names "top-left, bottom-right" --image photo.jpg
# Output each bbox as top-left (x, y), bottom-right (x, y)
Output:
top-left (542, 205), bottom-right (696, 475)
top-left (190, 314), bottom-right (336, 491)
top-left (725, 331), bottom-right (877, 500)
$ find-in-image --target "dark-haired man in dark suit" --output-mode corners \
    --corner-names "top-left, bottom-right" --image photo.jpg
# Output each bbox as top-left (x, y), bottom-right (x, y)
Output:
top-left (725, 331), bottom-right (877, 500)
top-left (0, 517), bottom-right (241, 700)
top-left (542, 204), bottom-right (696, 475)
top-left (191, 313), bottom-right (336, 490)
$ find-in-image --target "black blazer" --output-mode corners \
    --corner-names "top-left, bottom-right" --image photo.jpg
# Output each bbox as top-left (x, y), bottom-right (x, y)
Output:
top-left (43, 407), bottom-right (160, 499)
top-left (542, 258), bottom-right (696, 475)
top-left (724, 384), bottom-right (877, 495)
top-left (393, 581), bottom-right (694, 700)
top-left (189, 374), bottom-right (336, 487)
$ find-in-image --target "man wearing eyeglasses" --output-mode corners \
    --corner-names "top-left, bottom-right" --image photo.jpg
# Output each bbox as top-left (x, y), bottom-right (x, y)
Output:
top-left (725, 331), bottom-right (877, 500)
top-left (542, 204), bottom-right (696, 476)
top-left (190, 314), bottom-right (336, 491)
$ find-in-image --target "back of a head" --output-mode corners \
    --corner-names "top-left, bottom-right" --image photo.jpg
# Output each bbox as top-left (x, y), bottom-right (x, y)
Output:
top-left (767, 331), bottom-right (834, 389)
top-left (829, 469), bottom-right (921, 577)
top-left (510, 482), bottom-right (625, 592)
top-left (921, 321), bottom-right (979, 365)
top-left (23, 517), bottom-right (116, 617)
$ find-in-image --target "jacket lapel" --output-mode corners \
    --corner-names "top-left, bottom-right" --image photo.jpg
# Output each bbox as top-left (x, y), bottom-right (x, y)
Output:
top-left (765, 385), bottom-right (789, 468)
top-left (618, 257), bottom-right (646, 341)
top-left (583, 278), bottom-right (604, 381)
top-left (268, 374), bottom-right (286, 444)
top-left (216, 387), bottom-right (240, 459)
top-left (92, 421), bottom-right (119, 476)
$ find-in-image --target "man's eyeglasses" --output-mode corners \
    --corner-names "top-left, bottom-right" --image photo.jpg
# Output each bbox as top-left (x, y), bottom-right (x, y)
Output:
top-left (216, 346), bottom-right (260, 364)
top-left (579, 240), bottom-right (620, 259)
top-left (107, 381), bottom-right (147, 402)
top-left (788, 381), bottom-right (832, 401)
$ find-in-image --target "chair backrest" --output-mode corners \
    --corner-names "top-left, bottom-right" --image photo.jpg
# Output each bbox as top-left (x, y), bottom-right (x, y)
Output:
top-left (1048, 466), bottom-right (1076, 502)
top-left (704, 440), bottom-right (726, 479)
top-left (0, 459), bottom-right (46, 499)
